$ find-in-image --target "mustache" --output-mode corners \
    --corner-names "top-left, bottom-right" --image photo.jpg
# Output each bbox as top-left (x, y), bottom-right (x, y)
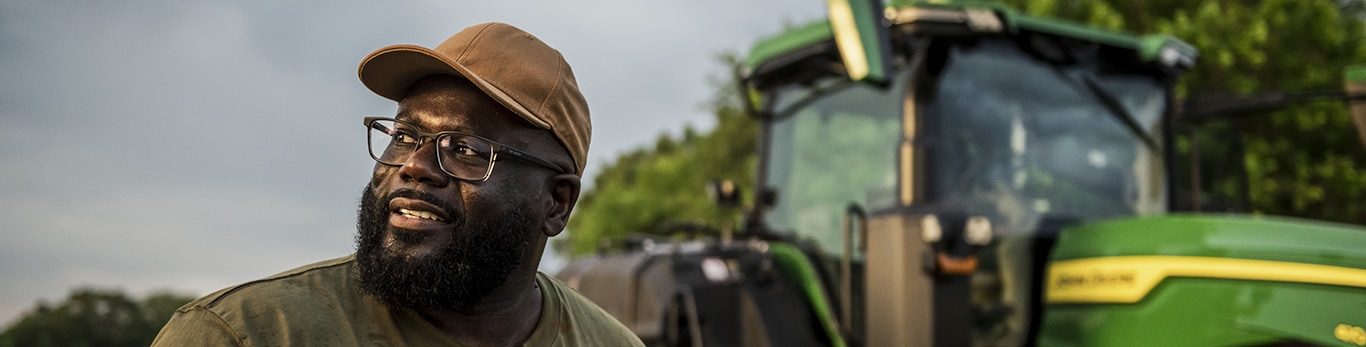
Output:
top-left (384, 188), bottom-right (460, 223)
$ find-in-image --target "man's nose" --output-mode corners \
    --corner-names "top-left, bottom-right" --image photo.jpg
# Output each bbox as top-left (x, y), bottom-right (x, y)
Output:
top-left (397, 141), bottom-right (451, 187)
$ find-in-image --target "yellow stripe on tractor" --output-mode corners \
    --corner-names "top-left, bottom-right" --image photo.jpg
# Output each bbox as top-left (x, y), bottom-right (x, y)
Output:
top-left (1046, 256), bottom-right (1366, 304)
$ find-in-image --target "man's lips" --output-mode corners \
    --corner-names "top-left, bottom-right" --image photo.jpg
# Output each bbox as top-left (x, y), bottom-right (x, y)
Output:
top-left (388, 197), bottom-right (453, 230)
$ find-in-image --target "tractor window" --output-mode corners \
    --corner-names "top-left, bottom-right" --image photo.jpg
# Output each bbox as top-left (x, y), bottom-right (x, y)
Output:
top-left (762, 72), bottom-right (908, 253)
top-left (922, 38), bottom-right (1168, 234)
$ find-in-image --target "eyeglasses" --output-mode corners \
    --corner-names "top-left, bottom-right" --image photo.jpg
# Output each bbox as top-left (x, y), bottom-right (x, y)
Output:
top-left (364, 117), bottom-right (569, 181)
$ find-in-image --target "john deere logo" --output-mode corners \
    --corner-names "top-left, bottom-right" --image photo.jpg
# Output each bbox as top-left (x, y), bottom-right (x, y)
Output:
top-left (1337, 323), bottom-right (1366, 346)
top-left (1053, 270), bottom-right (1137, 289)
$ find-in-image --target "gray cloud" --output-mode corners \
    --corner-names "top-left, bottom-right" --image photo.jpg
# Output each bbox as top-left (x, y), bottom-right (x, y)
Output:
top-left (0, 0), bottom-right (825, 324)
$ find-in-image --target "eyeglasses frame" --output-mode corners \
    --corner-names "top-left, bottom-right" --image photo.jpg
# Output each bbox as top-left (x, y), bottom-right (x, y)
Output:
top-left (364, 116), bottom-right (570, 181)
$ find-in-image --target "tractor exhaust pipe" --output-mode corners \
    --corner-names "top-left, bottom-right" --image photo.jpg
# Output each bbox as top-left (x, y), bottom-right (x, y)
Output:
top-left (1347, 65), bottom-right (1366, 148)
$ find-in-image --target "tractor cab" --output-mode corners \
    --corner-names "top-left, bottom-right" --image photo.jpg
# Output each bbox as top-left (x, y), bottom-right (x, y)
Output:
top-left (559, 2), bottom-right (1366, 346)
top-left (745, 3), bottom-right (1189, 345)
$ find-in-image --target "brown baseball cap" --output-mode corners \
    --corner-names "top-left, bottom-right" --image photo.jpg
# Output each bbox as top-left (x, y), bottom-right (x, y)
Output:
top-left (357, 22), bottom-right (591, 176)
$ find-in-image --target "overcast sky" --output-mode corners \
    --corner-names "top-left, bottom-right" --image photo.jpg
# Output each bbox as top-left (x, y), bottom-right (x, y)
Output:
top-left (0, 0), bottom-right (826, 325)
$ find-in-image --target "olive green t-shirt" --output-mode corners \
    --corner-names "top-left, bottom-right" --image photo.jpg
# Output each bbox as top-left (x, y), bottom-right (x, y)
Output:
top-left (151, 255), bottom-right (642, 346)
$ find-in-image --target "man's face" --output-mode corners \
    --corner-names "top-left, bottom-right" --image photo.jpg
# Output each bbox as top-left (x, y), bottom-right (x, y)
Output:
top-left (355, 75), bottom-right (562, 309)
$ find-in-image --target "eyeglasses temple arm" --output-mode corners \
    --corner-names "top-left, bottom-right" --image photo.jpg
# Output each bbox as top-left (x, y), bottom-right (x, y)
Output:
top-left (502, 147), bottom-right (571, 174)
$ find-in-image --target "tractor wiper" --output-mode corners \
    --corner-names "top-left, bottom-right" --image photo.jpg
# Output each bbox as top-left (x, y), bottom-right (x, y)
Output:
top-left (1080, 75), bottom-right (1160, 151)
top-left (1054, 68), bottom-right (1161, 152)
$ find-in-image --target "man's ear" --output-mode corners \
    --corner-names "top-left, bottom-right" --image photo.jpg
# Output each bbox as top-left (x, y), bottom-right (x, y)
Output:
top-left (542, 174), bottom-right (581, 237)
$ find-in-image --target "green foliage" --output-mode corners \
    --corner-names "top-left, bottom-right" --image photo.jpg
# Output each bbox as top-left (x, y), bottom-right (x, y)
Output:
top-left (999, 0), bottom-right (1366, 224)
top-left (560, 54), bottom-right (758, 255)
top-left (0, 287), bottom-right (195, 347)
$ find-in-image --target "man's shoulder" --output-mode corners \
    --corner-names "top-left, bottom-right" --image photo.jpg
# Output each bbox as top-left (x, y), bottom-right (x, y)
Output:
top-left (154, 254), bottom-right (398, 346)
top-left (536, 272), bottom-right (645, 346)
top-left (178, 254), bottom-right (358, 315)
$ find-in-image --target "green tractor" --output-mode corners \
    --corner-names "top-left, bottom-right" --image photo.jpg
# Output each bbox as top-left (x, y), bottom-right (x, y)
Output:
top-left (558, 1), bottom-right (1366, 346)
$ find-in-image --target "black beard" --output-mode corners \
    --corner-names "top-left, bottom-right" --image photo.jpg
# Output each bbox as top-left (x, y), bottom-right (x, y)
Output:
top-left (355, 186), bottom-right (535, 310)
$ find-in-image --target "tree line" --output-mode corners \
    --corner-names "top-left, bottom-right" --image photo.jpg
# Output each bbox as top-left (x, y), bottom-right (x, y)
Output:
top-left (0, 288), bottom-right (194, 347)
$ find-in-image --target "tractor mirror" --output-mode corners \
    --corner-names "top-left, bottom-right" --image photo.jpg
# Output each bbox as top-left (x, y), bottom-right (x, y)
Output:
top-left (828, 0), bottom-right (892, 84)
top-left (707, 179), bottom-right (743, 209)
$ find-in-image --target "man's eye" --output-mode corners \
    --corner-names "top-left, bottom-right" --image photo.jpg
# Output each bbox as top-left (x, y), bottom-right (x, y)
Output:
top-left (395, 133), bottom-right (418, 144)
top-left (441, 137), bottom-right (486, 157)
top-left (452, 144), bottom-right (481, 157)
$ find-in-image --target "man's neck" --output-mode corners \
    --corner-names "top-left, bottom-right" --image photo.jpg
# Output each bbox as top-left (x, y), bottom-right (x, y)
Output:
top-left (415, 273), bottom-right (544, 347)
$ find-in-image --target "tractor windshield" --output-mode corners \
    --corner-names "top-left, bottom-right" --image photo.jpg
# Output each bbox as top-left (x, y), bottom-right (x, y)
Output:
top-left (761, 73), bottom-right (909, 250)
top-left (923, 39), bottom-right (1168, 233)
top-left (760, 38), bottom-right (1168, 251)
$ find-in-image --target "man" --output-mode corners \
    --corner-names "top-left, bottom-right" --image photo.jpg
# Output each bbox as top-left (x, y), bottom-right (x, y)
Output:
top-left (152, 22), bottom-right (643, 346)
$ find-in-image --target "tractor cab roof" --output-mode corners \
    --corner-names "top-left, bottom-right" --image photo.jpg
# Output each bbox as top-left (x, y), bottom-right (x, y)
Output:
top-left (745, 1), bottom-right (1197, 87)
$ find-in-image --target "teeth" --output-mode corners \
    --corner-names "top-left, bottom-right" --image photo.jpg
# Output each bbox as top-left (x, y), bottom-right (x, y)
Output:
top-left (398, 208), bottom-right (445, 222)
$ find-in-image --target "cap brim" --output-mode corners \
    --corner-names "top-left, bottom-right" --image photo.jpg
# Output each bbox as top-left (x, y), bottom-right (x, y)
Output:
top-left (357, 45), bottom-right (551, 129)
